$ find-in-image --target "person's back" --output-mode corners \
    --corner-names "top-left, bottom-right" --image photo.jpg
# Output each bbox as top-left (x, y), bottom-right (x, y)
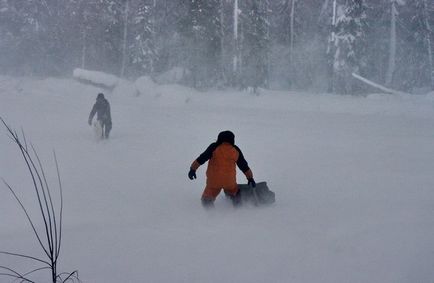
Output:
top-left (92, 95), bottom-right (111, 121)
top-left (206, 142), bottom-right (239, 186)
top-left (188, 131), bottom-right (255, 208)
top-left (88, 93), bottom-right (112, 139)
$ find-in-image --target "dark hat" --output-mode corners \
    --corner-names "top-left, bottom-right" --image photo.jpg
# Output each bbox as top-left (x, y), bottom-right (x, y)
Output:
top-left (97, 93), bottom-right (104, 100)
top-left (217, 131), bottom-right (235, 145)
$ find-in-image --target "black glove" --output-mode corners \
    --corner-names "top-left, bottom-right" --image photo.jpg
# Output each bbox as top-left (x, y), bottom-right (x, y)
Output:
top-left (188, 169), bottom-right (197, 180)
top-left (248, 178), bottom-right (256, 188)
top-left (88, 118), bottom-right (92, 126)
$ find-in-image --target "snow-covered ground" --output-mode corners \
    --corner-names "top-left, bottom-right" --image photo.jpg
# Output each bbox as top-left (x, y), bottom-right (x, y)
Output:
top-left (1, 76), bottom-right (434, 283)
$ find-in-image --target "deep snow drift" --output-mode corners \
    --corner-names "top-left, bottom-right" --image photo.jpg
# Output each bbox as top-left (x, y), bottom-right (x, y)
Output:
top-left (1, 76), bottom-right (434, 283)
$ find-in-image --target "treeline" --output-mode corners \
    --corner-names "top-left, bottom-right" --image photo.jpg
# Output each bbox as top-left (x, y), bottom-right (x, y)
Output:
top-left (0, 0), bottom-right (433, 93)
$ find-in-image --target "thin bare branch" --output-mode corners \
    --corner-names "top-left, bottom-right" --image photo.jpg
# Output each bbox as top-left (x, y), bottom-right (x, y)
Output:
top-left (53, 150), bottom-right (63, 260)
top-left (59, 271), bottom-right (80, 283)
top-left (0, 273), bottom-right (35, 283)
top-left (1, 118), bottom-right (77, 283)
top-left (20, 266), bottom-right (51, 281)
top-left (21, 142), bottom-right (55, 257)
top-left (18, 140), bottom-right (54, 258)
top-left (1, 120), bottom-right (52, 258)
top-left (21, 127), bottom-right (28, 151)
top-left (31, 143), bottom-right (56, 259)
top-left (0, 266), bottom-right (36, 283)
top-left (1, 180), bottom-right (50, 258)
top-left (0, 251), bottom-right (50, 266)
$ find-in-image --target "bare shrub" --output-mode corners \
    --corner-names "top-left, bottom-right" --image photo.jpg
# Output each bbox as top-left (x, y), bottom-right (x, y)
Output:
top-left (0, 117), bottom-right (80, 283)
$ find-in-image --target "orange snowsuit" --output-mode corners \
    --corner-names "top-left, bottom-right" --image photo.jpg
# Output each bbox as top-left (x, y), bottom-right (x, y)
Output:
top-left (191, 142), bottom-right (253, 200)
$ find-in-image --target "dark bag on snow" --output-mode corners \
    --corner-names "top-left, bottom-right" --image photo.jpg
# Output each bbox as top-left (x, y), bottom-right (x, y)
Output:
top-left (238, 181), bottom-right (275, 205)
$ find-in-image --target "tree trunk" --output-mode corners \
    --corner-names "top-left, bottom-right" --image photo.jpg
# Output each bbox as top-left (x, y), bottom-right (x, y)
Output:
top-left (423, 0), bottom-right (433, 90)
top-left (330, 0), bottom-right (337, 92)
top-left (319, 0), bottom-right (330, 22)
top-left (288, 0), bottom-right (296, 88)
top-left (239, 19), bottom-right (244, 87)
top-left (150, 0), bottom-right (157, 74)
top-left (264, 0), bottom-right (270, 89)
top-left (332, 0), bottom-right (337, 38)
top-left (220, 0), bottom-right (226, 83)
top-left (120, 0), bottom-right (129, 78)
top-left (385, 1), bottom-right (397, 87)
top-left (81, 29), bottom-right (87, 69)
top-left (233, 0), bottom-right (239, 75)
top-left (289, 0), bottom-right (295, 65)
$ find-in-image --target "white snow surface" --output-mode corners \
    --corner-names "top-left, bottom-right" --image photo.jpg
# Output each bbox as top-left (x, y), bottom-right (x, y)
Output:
top-left (1, 76), bottom-right (434, 283)
top-left (73, 68), bottom-right (119, 88)
top-left (134, 75), bottom-right (157, 96)
top-left (154, 67), bottom-right (189, 85)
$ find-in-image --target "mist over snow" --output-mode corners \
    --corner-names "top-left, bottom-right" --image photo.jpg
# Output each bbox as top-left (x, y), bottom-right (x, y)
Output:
top-left (1, 0), bottom-right (434, 282)
top-left (0, 76), bottom-right (434, 282)
top-left (0, 1), bottom-right (433, 93)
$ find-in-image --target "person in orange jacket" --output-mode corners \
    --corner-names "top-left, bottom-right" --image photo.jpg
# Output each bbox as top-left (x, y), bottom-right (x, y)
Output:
top-left (188, 131), bottom-right (256, 208)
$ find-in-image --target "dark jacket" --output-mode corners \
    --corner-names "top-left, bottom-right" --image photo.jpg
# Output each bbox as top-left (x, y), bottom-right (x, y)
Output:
top-left (190, 131), bottom-right (253, 186)
top-left (194, 142), bottom-right (251, 174)
top-left (89, 96), bottom-right (111, 123)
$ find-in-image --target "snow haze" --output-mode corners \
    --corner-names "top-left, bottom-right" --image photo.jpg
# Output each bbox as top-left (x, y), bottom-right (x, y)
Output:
top-left (1, 1), bottom-right (433, 93)
top-left (1, 76), bottom-right (434, 282)
top-left (1, 1), bottom-right (434, 282)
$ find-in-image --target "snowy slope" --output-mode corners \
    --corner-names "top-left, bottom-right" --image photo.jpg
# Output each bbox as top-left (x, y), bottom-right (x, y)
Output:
top-left (1, 76), bottom-right (434, 283)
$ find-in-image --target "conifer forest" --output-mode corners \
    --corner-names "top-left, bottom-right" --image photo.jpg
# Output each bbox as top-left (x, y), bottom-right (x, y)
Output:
top-left (0, 0), bottom-right (433, 94)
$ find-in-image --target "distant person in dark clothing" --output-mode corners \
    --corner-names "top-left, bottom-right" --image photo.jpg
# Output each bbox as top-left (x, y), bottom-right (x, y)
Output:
top-left (188, 130), bottom-right (255, 208)
top-left (88, 93), bottom-right (112, 139)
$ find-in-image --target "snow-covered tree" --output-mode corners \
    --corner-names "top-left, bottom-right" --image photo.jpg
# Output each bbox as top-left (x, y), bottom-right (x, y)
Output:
top-left (275, 0), bottom-right (299, 66)
top-left (1, 0), bottom-right (434, 93)
top-left (272, 0), bottom-right (301, 87)
top-left (0, 0), bottom-right (55, 74)
top-left (385, 0), bottom-right (405, 87)
top-left (120, 0), bottom-right (130, 77)
top-left (421, 0), bottom-right (433, 90)
top-left (328, 0), bottom-right (368, 94)
top-left (86, 0), bottom-right (125, 75)
top-left (127, 1), bottom-right (158, 75)
top-left (73, 0), bottom-right (104, 70)
top-left (233, 0), bottom-right (240, 76)
top-left (178, 0), bottom-right (221, 88)
top-left (241, 0), bottom-right (270, 91)
top-left (390, 0), bottom-right (433, 91)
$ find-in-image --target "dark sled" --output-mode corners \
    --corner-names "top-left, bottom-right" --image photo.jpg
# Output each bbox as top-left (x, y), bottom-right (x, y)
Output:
top-left (237, 181), bottom-right (275, 206)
